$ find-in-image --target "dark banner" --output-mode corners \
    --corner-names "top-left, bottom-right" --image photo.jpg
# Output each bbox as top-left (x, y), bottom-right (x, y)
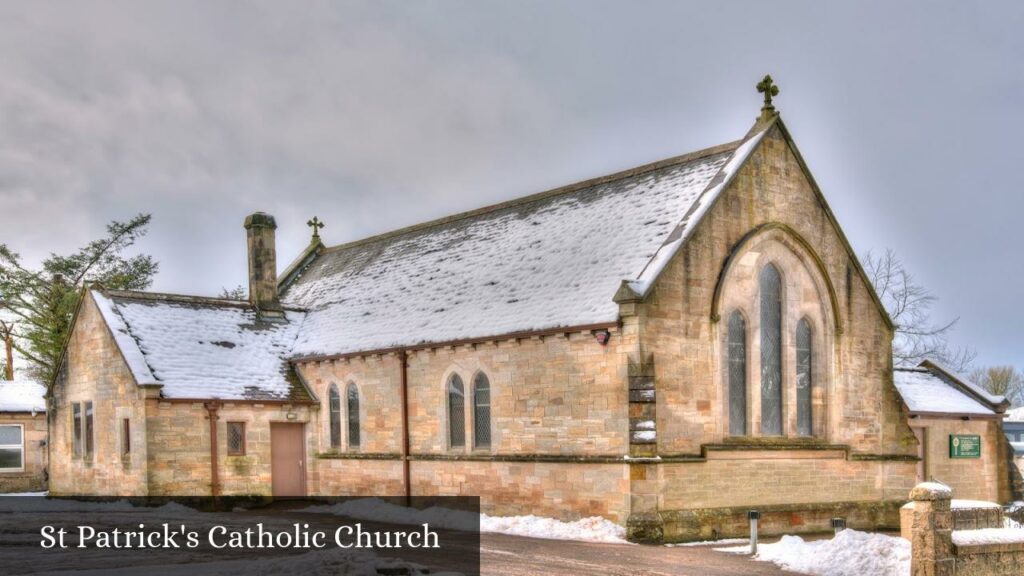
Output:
top-left (0, 496), bottom-right (481, 575)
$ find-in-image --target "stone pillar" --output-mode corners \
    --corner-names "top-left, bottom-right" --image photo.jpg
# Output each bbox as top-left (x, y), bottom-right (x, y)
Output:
top-left (243, 212), bottom-right (282, 314)
top-left (907, 482), bottom-right (954, 576)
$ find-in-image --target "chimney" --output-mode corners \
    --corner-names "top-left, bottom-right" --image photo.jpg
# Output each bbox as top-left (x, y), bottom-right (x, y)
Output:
top-left (244, 212), bottom-right (282, 314)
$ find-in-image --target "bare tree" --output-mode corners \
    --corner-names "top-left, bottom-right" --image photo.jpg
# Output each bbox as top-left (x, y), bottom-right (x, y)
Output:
top-left (970, 366), bottom-right (1024, 405)
top-left (863, 249), bottom-right (975, 371)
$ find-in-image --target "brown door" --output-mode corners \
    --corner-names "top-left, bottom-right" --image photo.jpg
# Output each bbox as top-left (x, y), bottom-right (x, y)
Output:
top-left (271, 423), bottom-right (306, 496)
top-left (912, 426), bottom-right (927, 482)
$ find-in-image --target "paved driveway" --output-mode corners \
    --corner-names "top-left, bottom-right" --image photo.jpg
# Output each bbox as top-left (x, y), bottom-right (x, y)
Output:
top-left (479, 534), bottom-right (798, 576)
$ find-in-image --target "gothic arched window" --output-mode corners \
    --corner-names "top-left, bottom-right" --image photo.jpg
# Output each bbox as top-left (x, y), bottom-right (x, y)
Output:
top-left (760, 264), bottom-right (783, 435)
top-left (796, 318), bottom-right (813, 436)
top-left (727, 311), bottom-right (748, 436)
top-left (347, 383), bottom-right (361, 448)
top-left (448, 374), bottom-right (465, 448)
top-left (473, 372), bottom-right (491, 448)
top-left (328, 384), bottom-right (341, 449)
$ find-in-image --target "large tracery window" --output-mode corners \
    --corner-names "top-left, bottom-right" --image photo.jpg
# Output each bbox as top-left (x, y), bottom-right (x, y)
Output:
top-left (448, 374), bottom-right (465, 448)
top-left (796, 318), bottom-right (813, 436)
top-left (727, 311), bottom-right (748, 436)
top-left (473, 372), bottom-right (491, 448)
top-left (759, 263), bottom-right (783, 436)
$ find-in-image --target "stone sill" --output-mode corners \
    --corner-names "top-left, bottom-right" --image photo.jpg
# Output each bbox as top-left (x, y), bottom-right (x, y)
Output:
top-left (316, 452), bottom-right (400, 460)
top-left (953, 542), bottom-right (1024, 554)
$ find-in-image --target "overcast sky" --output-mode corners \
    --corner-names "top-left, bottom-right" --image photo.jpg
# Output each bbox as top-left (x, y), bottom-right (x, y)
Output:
top-left (0, 1), bottom-right (1021, 369)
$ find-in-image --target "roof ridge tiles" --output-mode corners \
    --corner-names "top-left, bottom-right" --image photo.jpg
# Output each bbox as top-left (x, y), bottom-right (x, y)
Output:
top-left (103, 289), bottom-right (307, 312)
top-left (320, 139), bottom-right (742, 254)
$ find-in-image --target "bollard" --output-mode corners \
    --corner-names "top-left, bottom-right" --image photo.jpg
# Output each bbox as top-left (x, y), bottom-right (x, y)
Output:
top-left (748, 510), bottom-right (760, 554)
top-left (831, 517), bottom-right (846, 535)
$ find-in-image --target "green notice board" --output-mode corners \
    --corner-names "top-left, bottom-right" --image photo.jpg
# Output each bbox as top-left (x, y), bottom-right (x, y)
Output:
top-left (949, 434), bottom-right (982, 458)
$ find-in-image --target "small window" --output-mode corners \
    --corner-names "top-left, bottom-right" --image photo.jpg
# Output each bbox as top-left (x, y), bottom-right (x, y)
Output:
top-left (759, 264), bottom-right (783, 436)
top-left (0, 425), bottom-right (24, 471)
top-left (347, 383), bottom-right (360, 449)
top-left (121, 418), bottom-right (131, 457)
top-left (448, 374), bottom-right (465, 448)
top-left (72, 403), bottom-right (82, 457)
top-left (727, 311), bottom-right (748, 436)
top-left (328, 384), bottom-right (341, 449)
top-left (796, 318), bottom-right (813, 436)
top-left (84, 401), bottom-right (94, 458)
top-left (227, 422), bottom-right (246, 456)
top-left (473, 372), bottom-right (491, 448)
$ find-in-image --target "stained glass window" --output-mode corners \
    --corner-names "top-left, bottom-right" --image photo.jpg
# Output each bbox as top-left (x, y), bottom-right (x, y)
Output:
top-left (347, 383), bottom-right (361, 449)
top-left (329, 384), bottom-right (341, 449)
top-left (727, 311), bottom-right (748, 436)
top-left (448, 374), bottom-right (465, 448)
top-left (473, 372), bottom-right (491, 448)
top-left (796, 318), bottom-right (813, 436)
top-left (760, 264), bottom-right (783, 435)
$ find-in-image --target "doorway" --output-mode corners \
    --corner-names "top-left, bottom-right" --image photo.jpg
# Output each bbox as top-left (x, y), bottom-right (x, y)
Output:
top-left (270, 423), bottom-right (306, 496)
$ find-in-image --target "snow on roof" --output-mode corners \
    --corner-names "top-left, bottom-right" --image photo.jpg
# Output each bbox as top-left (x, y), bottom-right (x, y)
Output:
top-left (893, 367), bottom-right (995, 416)
top-left (91, 290), bottom-right (311, 401)
top-left (0, 379), bottom-right (46, 413)
top-left (1006, 406), bottom-right (1024, 422)
top-left (282, 137), bottom-right (752, 358)
top-left (919, 359), bottom-right (1006, 408)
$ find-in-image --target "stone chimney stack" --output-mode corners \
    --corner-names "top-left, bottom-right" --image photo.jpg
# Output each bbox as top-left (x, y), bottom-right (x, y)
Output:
top-left (244, 212), bottom-right (282, 314)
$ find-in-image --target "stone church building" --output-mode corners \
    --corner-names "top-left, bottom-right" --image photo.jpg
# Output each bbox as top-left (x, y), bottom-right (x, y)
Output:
top-left (47, 90), bottom-right (1014, 542)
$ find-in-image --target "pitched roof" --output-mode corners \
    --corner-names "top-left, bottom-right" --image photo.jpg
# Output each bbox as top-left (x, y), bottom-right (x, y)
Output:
top-left (1005, 406), bottom-right (1024, 423)
top-left (282, 129), bottom-right (769, 358)
top-left (91, 289), bottom-right (311, 402)
top-left (893, 363), bottom-right (1003, 417)
top-left (0, 379), bottom-right (46, 413)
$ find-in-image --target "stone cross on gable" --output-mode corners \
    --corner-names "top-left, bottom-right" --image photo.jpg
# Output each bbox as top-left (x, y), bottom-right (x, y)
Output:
top-left (757, 74), bottom-right (780, 113)
top-left (307, 216), bottom-right (325, 241)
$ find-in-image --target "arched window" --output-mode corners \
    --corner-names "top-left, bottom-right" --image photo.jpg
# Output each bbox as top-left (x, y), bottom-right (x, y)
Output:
top-left (473, 372), bottom-right (491, 448)
top-left (760, 264), bottom-right (783, 435)
top-left (448, 374), bottom-right (465, 448)
top-left (796, 318), bottom-right (813, 436)
top-left (328, 384), bottom-right (341, 449)
top-left (727, 311), bottom-right (748, 436)
top-left (347, 383), bottom-right (361, 448)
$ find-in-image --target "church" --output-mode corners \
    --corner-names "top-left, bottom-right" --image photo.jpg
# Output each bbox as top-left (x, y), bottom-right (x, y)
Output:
top-left (47, 79), bottom-right (1014, 542)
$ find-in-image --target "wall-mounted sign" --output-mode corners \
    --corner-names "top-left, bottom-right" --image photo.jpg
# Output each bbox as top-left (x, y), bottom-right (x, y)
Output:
top-left (949, 434), bottom-right (981, 459)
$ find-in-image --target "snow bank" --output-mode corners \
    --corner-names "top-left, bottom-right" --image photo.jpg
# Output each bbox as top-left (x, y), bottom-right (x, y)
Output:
top-left (669, 537), bottom-right (748, 547)
top-left (952, 528), bottom-right (1024, 546)
top-left (716, 530), bottom-right (910, 576)
top-left (300, 498), bottom-right (627, 544)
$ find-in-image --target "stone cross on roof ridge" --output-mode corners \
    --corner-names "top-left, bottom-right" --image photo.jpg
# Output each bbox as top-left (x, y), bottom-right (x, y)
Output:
top-left (306, 216), bottom-right (325, 241)
top-left (757, 74), bottom-right (780, 115)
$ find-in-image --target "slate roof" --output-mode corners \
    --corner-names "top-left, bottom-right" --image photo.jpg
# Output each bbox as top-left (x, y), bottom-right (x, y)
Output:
top-left (91, 290), bottom-right (311, 401)
top-left (0, 379), bottom-right (46, 413)
top-left (282, 129), bottom-right (768, 358)
top-left (893, 364), bottom-right (1003, 417)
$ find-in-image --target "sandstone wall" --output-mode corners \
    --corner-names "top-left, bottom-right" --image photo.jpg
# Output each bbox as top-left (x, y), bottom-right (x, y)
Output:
top-left (49, 294), bottom-right (150, 496)
top-left (910, 417), bottom-right (1005, 502)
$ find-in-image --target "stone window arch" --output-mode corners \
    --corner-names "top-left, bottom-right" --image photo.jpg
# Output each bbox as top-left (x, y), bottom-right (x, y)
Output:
top-left (759, 263), bottom-right (784, 436)
top-left (472, 371), bottom-right (491, 449)
top-left (727, 310), bottom-right (748, 436)
top-left (796, 318), bottom-right (813, 436)
top-left (328, 383), bottom-right (341, 449)
top-left (447, 374), bottom-right (466, 449)
top-left (346, 382), bottom-right (361, 449)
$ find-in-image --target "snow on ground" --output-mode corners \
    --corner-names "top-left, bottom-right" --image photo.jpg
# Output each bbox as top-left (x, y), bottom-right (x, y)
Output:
top-left (300, 498), bottom-right (627, 544)
top-left (951, 499), bottom-right (1001, 509)
top-left (952, 528), bottom-right (1024, 546)
top-left (716, 530), bottom-right (910, 576)
top-left (0, 491), bottom-right (48, 496)
top-left (668, 537), bottom-right (748, 547)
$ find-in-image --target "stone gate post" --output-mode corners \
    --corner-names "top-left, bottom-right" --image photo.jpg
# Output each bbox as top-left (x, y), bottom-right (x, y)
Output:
top-left (907, 482), bottom-right (954, 576)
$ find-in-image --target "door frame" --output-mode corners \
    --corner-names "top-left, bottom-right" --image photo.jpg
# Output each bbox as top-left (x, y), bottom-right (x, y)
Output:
top-left (270, 422), bottom-right (307, 497)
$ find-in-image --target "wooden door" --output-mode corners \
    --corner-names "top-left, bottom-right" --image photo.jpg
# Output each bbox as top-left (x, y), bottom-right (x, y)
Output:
top-left (271, 423), bottom-right (306, 496)
top-left (912, 426), bottom-right (927, 483)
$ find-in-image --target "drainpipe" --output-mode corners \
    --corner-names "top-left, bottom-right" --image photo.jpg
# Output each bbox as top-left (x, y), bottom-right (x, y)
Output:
top-left (398, 350), bottom-right (412, 506)
top-left (204, 402), bottom-right (221, 497)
